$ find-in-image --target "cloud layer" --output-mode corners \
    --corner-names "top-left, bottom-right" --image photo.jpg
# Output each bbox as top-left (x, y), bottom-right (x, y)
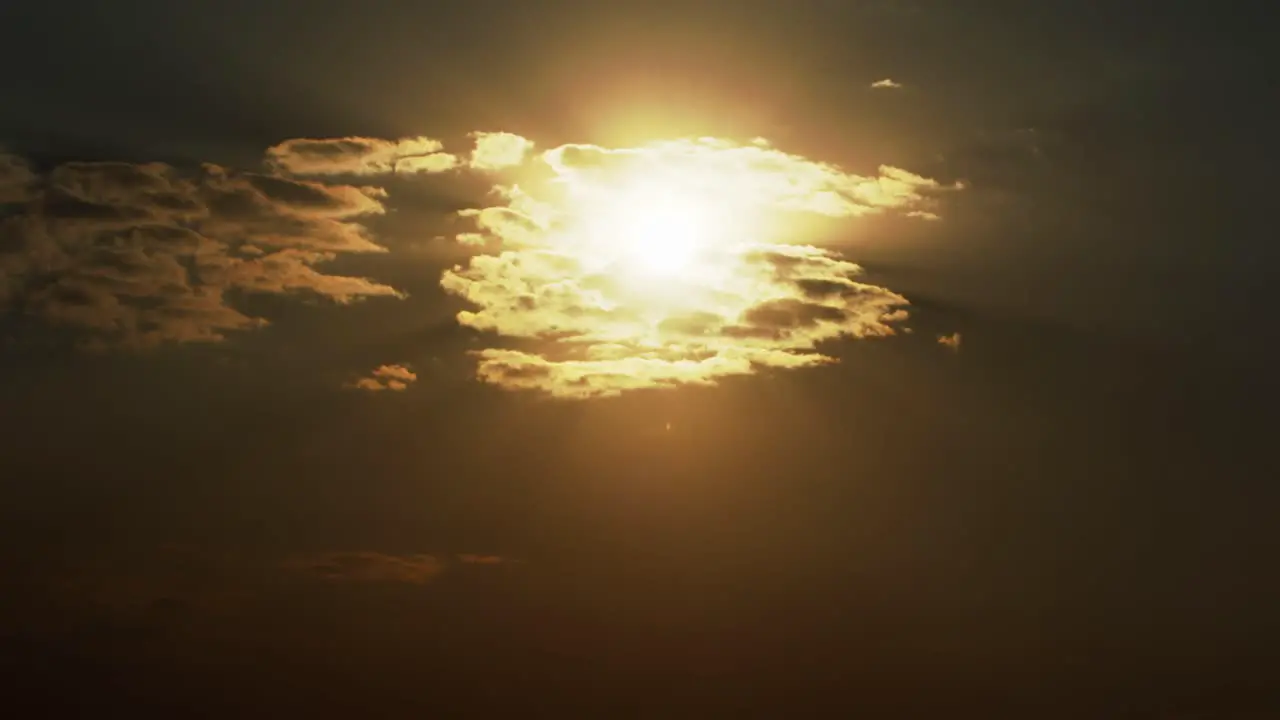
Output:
top-left (2, 132), bottom-right (954, 396)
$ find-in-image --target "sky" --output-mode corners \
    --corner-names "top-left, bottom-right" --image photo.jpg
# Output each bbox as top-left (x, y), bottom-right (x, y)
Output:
top-left (1, 1), bottom-right (1278, 716)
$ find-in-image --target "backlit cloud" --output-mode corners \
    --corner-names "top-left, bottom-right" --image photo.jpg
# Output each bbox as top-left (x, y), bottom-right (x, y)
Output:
top-left (348, 364), bottom-right (417, 392)
top-left (264, 136), bottom-right (459, 176)
top-left (468, 131), bottom-right (535, 171)
top-left (0, 156), bottom-right (403, 349)
top-left (441, 135), bottom-right (953, 397)
top-left (3, 132), bottom-right (957, 393)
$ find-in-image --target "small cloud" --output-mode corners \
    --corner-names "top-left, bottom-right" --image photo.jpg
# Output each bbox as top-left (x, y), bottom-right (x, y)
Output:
top-left (264, 136), bottom-right (458, 176)
top-left (396, 153), bottom-right (460, 174)
top-left (468, 131), bottom-right (534, 171)
top-left (938, 332), bottom-right (962, 351)
top-left (907, 210), bottom-right (941, 221)
top-left (871, 78), bottom-right (903, 89)
top-left (286, 552), bottom-right (445, 585)
top-left (347, 363), bottom-right (417, 392)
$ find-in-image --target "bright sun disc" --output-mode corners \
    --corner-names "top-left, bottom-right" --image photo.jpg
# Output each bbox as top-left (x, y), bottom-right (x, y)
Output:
top-left (579, 178), bottom-right (725, 277)
top-left (617, 192), bottom-right (709, 273)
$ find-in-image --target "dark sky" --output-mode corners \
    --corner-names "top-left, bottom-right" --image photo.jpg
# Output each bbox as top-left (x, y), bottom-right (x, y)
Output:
top-left (2, 1), bottom-right (1278, 716)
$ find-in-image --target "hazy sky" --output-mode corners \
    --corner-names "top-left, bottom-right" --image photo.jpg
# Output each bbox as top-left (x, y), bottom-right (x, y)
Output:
top-left (2, 1), bottom-right (1277, 716)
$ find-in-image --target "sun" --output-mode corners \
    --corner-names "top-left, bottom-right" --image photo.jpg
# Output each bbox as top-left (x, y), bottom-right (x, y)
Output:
top-left (612, 185), bottom-right (714, 274)
top-left (572, 175), bottom-right (734, 279)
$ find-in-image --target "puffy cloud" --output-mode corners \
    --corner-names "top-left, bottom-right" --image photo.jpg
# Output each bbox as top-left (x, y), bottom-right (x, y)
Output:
top-left (938, 332), bottom-right (962, 351)
top-left (348, 364), bottom-right (417, 392)
top-left (286, 552), bottom-right (446, 585)
top-left (468, 131), bottom-right (534, 171)
top-left (441, 135), bottom-right (949, 398)
top-left (264, 136), bottom-right (458, 176)
top-left (0, 156), bottom-right (404, 349)
top-left (871, 78), bottom-right (903, 89)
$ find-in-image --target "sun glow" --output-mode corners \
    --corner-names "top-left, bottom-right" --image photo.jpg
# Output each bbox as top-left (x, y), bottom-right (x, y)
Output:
top-left (440, 134), bottom-right (951, 397)
top-left (607, 184), bottom-right (710, 275)
top-left (560, 166), bottom-right (754, 282)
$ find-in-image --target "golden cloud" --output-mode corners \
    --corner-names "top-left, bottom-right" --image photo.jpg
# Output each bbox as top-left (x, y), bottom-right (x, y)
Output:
top-left (468, 131), bottom-right (535, 171)
top-left (348, 363), bottom-right (417, 392)
top-left (938, 332), bottom-right (962, 351)
top-left (441, 135), bottom-right (952, 398)
top-left (264, 136), bottom-right (458, 176)
top-left (0, 157), bottom-right (403, 349)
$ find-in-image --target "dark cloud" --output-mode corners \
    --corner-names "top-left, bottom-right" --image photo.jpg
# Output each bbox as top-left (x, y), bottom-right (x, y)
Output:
top-left (0, 154), bottom-right (403, 349)
top-left (0, 151), bottom-right (36, 204)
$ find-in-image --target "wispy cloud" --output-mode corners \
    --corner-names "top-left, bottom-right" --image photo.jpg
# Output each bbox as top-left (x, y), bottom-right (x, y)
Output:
top-left (348, 364), bottom-right (417, 392)
top-left (0, 158), bottom-right (403, 349)
top-left (285, 551), bottom-right (510, 584)
top-left (264, 136), bottom-right (459, 176)
top-left (286, 552), bottom-right (446, 585)
top-left (870, 78), bottom-right (903, 89)
top-left (456, 554), bottom-right (506, 565)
